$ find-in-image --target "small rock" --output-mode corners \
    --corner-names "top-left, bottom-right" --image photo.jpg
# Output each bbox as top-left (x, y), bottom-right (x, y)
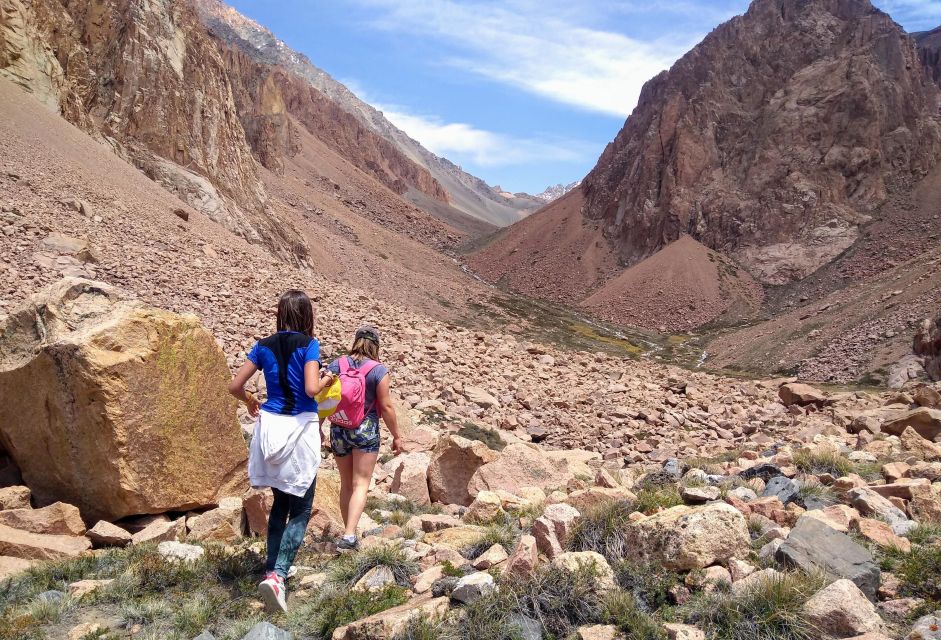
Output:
top-left (451, 571), bottom-right (495, 604)
top-left (239, 621), bottom-right (292, 640)
top-left (157, 541), bottom-right (205, 563)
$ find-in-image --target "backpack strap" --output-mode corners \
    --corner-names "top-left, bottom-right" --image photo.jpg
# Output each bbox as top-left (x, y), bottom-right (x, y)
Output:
top-left (358, 359), bottom-right (381, 377)
top-left (338, 357), bottom-right (350, 374)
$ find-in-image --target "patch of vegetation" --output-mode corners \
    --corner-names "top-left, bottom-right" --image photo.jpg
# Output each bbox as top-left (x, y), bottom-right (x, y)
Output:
top-left (462, 524), bottom-right (519, 561)
top-left (568, 500), bottom-right (636, 563)
top-left (906, 521), bottom-right (941, 546)
top-left (456, 422), bottom-right (506, 452)
top-left (439, 585), bottom-right (521, 640)
top-left (613, 560), bottom-right (681, 613)
top-left (796, 479), bottom-right (839, 508)
top-left (327, 545), bottom-right (419, 588)
top-left (682, 571), bottom-right (825, 640)
top-left (440, 560), bottom-right (465, 578)
top-left (685, 449), bottom-right (744, 475)
top-left (897, 544), bottom-right (941, 602)
top-left (365, 495), bottom-right (441, 526)
top-left (793, 449), bottom-right (853, 477)
top-left (602, 591), bottom-right (668, 640)
top-left (633, 485), bottom-right (683, 514)
top-left (288, 584), bottom-right (410, 640)
top-left (392, 617), bottom-right (447, 640)
top-left (510, 562), bottom-right (606, 639)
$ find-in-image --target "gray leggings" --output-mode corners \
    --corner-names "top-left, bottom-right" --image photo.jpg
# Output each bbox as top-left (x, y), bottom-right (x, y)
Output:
top-left (266, 479), bottom-right (316, 578)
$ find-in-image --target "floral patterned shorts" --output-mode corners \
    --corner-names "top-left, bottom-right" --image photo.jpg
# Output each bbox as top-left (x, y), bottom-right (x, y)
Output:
top-left (330, 416), bottom-right (380, 457)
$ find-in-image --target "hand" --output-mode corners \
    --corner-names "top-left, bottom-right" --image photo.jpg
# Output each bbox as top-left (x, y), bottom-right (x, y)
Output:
top-left (245, 392), bottom-right (260, 418)
top-left (391, 437), bottom-right (403, 455)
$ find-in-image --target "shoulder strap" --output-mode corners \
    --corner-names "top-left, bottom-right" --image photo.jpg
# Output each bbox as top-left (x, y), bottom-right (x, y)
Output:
top-left (359, 359), bottom-right (381, 377)
top-left (338, 357), bottom-right (350, 374)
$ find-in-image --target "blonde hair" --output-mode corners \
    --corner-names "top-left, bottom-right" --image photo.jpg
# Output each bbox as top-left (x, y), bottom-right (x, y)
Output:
top-left (350, 336), bottom-right (379, 362)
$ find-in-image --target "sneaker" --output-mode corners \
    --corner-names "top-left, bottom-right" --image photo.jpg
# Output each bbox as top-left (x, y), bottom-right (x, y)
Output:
top-left (258, 571), bottom-right (288, 613)
top-left (336, 536), bottom-right (359, 552)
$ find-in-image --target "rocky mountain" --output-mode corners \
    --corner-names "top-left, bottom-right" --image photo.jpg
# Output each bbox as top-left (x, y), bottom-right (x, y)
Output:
top-left (535, 181), bottom-right (581, 203)
top-left (193, 0), bottom-right (538, 227)
top-left (470, 0), bottom-right (941, 383)
top-left (581, 0), bottom-right (941, 284)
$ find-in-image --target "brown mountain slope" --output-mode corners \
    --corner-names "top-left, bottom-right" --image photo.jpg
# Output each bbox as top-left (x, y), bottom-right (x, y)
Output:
top-left (582, 0), bottom-right (941, 284)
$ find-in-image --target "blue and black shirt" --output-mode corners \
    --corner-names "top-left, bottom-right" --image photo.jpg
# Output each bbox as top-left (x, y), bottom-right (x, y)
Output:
top-left (247, 331), bottom-right (320, 416)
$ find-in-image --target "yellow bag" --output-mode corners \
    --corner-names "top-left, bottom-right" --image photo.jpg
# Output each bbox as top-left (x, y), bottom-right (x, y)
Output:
top-left (315, 377), bottom-right (342, 422)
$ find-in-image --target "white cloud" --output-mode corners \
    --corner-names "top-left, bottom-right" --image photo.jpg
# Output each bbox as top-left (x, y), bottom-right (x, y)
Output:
top-left (376, 104), bottom-right (594, 167)
top-left (353, 0), bottom-right (709, 117)
top-left (876, 0), bottom-right (941, 25)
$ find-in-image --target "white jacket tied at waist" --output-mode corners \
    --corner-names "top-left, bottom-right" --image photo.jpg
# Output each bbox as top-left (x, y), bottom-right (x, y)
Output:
top-left (249, 409), bottom-right (321, 497)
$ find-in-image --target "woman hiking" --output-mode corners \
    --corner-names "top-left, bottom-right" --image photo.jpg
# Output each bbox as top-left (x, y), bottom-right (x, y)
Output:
top-left (229, 290), bottom-right (335, 613)
top-left (326, 326), bottom-right (402, 551)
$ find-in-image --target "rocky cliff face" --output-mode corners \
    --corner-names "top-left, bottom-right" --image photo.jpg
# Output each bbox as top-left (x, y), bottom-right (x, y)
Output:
top-left (193, 0), bottom-right (535, 227)
top-left (581, 0), bottom-right (941, 284)
top-left (0, 0), bottom-right (316, 260)
top-left (217, 44), bottom-right (450, 202)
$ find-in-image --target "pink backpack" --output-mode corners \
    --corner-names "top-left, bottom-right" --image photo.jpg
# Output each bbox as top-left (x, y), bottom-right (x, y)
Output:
top-left (329, 357), bottom-right (380, 429)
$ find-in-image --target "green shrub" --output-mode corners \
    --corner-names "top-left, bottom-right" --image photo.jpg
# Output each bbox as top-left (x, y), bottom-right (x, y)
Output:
top-left (906, 522), bottom-right (941, 546)
top-left (568, 500), bottom-right (635, 562)
top-left (682, 571), bottom-right (824, 640)
top-left (440, 587), bottom-right (521, 640)
top-left (327, 545), bottom-right (419, 588)
top-left (602, 591), bottom-right (667, 640)
top-left (793, 449), bottom-right (852, 477)
top-left (392, 617), bottom-right (448, 640)
top-left (796, 480), bottom-right (838, 508)
top-left (462, 524), bottom-right (519, 560)
top-left (288, 585), bottom-right (410, 640)
top-left (456, 422), bottom-right (507, 452)
top-left (897, 544), bottom-right (941, 601)
top-left (509, 562), bottom-right (605, 638)
top-left (633, 485), bottom-right (683, 514)
top-left (613, 560), bottom-right (680, 612)
top-left (120, 597), bottom-right (174, 626)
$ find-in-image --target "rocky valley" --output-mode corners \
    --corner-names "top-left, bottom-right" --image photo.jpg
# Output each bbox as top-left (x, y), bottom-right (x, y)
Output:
top-left (0, 0), bottom-right (939, 638)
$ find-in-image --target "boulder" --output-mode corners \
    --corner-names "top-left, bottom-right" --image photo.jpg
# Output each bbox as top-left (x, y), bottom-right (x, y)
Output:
top-left (468, 443), bottom-right (573, 497)
top-left (779, 383), bottom-right (829, 407)
top-left (243, 488), bottom-right (273, 538)
top-left (0, 502), bottom-right (85, 535)
top-left (354, 565), bottom-right (396, 592)
top-left (504, 534), bottom-right (538, 577)
top-left (0, 279), bottom-right (247, 522)
top-left (847, 488), bottom-right (915, 536)
top-left (465, 386), bottom-right (500, 408)
top-left (882, 408), bottom-right (941, 442)
top-left (907, 613), bottom-right (941, 640)
top-left (422, 525), bottom-right (484, 550)
top-left (914, 385), bottom-right (941, 409)
top-left (472, 544), bottom-right (508, 570)
top-left (464, 491), bottom-right (504, 524)
top-left (577, 625), bottom-right (620, 640)
top-left (664, 624), bottom-right (706, 640)
top-left (187, 497), bottom-right (243, 542)
top-left (776, 516), bottom-right (880, 600)
top-left (451, 571), bottom-right (496, 604)
top-left (0, 486), bottom-right (30, 510)
top-left (533, 503), bottom-right (580, 559)
top-left (240, 622), bottom-right (292, 640)
top-left (0, 555), bottom-right (34, 580)
top-left (389, 453), bottom-right (431, 507)
top-left (762, 477), bottom-right (800, 504)
top-left (802, 579), bottom-right (884, 637)
top-left (623, 503), bottom-right (750, 571)
top-left (427, 435), bottom-right (499, 506)
top-left (915, 316), bottom-right (941, 381)
top-left (158, 541), bottom-right (205, 563)
top-left (552, 551), bottom-right (615, 591)
top-left (681, 486), bottom-right (720, 504)
top-left (132, 517), bottom-right (185, 545)
top-left (900, 427), bottom-right (941, 461)
top-left (332, 595), bottom-right (449, 639)
top-left (87, 521), bottom-right (132, 548)
top-left (68, 579), bottom-right (113, 599)
top-left (0, 522), bottom-right (90, 560)
top-left (852, 518), bottom-right (911, 553)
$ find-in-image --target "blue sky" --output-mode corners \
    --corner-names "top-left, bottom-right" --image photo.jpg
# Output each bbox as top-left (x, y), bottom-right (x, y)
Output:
top-left (225, 0), bottom-right (941, 194)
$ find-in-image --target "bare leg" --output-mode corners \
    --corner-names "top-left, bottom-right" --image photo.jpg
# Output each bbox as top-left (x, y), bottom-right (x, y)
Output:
top-left (344, 449), bottom-right (379, 537)
top-left (336, 453), bottom-right (354, 526)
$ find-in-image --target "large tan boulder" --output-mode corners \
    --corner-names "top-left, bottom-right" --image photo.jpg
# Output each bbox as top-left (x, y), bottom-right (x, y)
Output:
top-left (0, 279), bottom-right (248, 522)
top-left (0, 486), bottom-right (30, 510)
top-left (0, 555), bottom-right (34, 580)
top-left (802, 579), bottom-right (884, 637)
top-left (388, 452), bottom-right (431, 507)
top-left (427, 435), bottom-right (499, 506)
top-left (468, 443), bottom-right (574, 497)
top-left (0, 502), bottom-right (86, 535)
top-left (332, 595), bottom-right (449, 639)
top-left (186, 497), bottom-right (243, 542)
top-left (779, 383), bottom-right (830, 407)
top-left (882, 408), bottom-right (941, 441)
top-left (623, 502), bottom-right (750, 571)
top-left (0, 523), bottom-right (90, 560)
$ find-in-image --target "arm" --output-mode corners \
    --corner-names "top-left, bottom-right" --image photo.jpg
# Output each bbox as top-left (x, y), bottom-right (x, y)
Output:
top-left (304, 360), bottom-right (335, 398)
top-left (376, 375), bottom-right (402, 454)
top-left (229, 361), bottom-right (260, 417)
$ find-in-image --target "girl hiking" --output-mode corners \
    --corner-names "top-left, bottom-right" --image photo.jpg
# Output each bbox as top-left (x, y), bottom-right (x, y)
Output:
top-left (229, 290), bottom-right (335, 613)
top-left (326, 326), bottom-right (402, 551)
